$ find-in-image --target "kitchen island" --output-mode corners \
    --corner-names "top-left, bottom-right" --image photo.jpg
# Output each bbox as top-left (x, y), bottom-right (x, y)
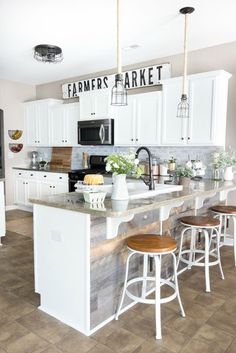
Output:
top-left (31, 179), bottom-right (236, 336)
top-left (0, 179), bottom-right (6, 242)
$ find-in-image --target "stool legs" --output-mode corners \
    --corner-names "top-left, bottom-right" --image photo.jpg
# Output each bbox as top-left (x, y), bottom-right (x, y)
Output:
top-left (154, 255), bottom-right (161, 339)
top-left (203, 229), bottom-right (210, 292)
top-left (141, 254), bottom-right (148, 299)
top-left (233, 216), bottom-right (236, 266)
top-left (171, 252), bottom-right (185, 318)
top-left (115, 251), bottom-right (135, 320)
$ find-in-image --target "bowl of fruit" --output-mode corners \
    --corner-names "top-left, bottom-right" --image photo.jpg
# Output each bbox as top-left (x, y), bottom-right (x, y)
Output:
top-left (8, 130), bottom-right (23, 140)
top-left (9, 143), bottom-right (23, 153)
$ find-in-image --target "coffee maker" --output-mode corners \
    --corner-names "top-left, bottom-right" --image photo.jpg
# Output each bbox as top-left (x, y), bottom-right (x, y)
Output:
top-left (30, 151), bottom-right (39, 169)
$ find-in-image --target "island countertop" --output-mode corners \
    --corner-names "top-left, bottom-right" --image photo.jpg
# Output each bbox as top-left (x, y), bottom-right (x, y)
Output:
top-left (30, 179), bottom-right (236, 217)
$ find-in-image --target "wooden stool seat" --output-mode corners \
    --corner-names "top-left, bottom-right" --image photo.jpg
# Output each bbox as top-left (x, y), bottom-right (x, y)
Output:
top-left (211, 205), bottom-right (236, 215)
top-left (127, 234), bottom-right (177, 253)
top-left (181, 216), bottom-right (220, 227)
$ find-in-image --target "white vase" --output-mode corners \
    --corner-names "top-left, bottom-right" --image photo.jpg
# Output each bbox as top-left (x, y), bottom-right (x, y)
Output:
top-left (223, 166), bottom-right (235, 181)
top-left (111, 174), bottom-right (129, 200)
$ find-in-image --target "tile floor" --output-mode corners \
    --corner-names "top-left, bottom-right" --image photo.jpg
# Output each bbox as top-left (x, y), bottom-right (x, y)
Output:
top-left (0, 209), bottom-right (235, 352)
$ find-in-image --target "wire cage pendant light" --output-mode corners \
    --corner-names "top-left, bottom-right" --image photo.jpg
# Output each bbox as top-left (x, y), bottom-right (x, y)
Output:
top-left (111, 0), bottom-right (127, 106)
top-left (177, 7), bottom-right (195, 118)
top-left (33, 44), bottom-right (63, 63)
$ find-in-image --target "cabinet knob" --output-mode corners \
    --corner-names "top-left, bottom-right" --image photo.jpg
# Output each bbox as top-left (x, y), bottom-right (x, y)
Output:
top-left (35, 141), bottom-right (37, 143)
top-left (131, 139), bottom-right (134, 141)
top-left (53, 186), bottom-right (55, 189)
top-left (50, 186), bottom-right (52, 188)
top-left (62, 140), bottom-right (64, 142)
top-left (44, 175), bottom-right (47, 178)
top-left (65, 140), bottom-right (67, 142)
top-left (136, 139), bottom-right (138, 141)
top-left (59, 177), bottom-right (62, 179)
top-left (19, 173), bottom-right (21, 175)
top-left (187, 137), bottom-right (190, 140)
top-left (30, 174), bottom-right (33, 176)
top-left (181, 137), bottom-right (184, 140)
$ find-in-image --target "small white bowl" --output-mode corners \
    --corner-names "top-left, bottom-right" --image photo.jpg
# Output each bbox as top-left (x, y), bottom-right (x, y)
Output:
top-left (83, 191), bottom-right (106, 204)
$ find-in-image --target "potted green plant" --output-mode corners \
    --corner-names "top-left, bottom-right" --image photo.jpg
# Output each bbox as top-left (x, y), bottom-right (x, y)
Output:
top-left (175, 166), bottom-right (194, 187)
top-left (105, 153), bottom-right (143, 200)
top-left (212, 150), bottom-right (236, 181)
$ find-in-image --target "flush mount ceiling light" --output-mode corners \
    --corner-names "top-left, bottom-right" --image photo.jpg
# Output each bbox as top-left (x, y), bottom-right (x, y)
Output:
top-left (177, 7), bottom-right (195, 118)
top-left (111, 0), bottom-right (127, 106)
top-left (33, 44), bottom-right (63, 63)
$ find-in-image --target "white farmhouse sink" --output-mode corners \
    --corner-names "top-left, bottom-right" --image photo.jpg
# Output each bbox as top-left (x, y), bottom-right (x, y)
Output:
top-left (127, 182), bottom-right (183, 200)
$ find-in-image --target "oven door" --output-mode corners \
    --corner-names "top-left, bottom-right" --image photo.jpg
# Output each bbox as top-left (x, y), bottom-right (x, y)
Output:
top-left (78, 119), bottom-right (114, 145)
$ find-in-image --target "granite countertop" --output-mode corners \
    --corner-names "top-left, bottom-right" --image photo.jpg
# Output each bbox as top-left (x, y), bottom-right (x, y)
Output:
top-left (13, 167), bottom-right (70, 174)
top-left (30, 180), bottom-right (236, 217)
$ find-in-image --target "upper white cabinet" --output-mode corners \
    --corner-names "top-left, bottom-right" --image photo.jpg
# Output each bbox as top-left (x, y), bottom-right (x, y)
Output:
top-left (49, 102), bottom-right (79, 146)
top-left (161, 70), bottom-right (231, 146)
top-left (24, 99), bottom-right (63, 146)
top-left (79, 90), bottom-right (113, 120)
top-left (115, 91), bottom-right (161, 145)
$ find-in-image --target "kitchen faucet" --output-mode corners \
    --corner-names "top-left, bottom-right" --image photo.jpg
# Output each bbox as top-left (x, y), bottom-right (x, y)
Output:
top-left (135, 146), bottom-right (155, 190)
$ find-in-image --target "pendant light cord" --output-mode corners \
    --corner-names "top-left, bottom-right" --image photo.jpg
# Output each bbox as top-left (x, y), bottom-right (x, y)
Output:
top-left (117, 0), bottom-right (121, 74)
top-left (182, 13), bottom-right (188, 96)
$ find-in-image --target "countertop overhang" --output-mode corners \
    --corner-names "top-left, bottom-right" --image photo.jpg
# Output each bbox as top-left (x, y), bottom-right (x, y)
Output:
top-left (30, 180), bottom-right (236, 218)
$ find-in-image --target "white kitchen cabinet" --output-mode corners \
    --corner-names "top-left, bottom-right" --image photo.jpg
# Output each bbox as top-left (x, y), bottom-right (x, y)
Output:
top-left (24, 99), bottom-right (63, 146)
top-left (14, 170), bottom-right (68, 209)
top-left (79, 90), bottom-right (112, 120)
top-left (50, 102), bottom-right (79, 146)
top-left (161, 70), bottom-right (231, 146)
top-left (14, 171), bottom-right (39, 206)
top-left (115, 91), bottom-right (161, 145)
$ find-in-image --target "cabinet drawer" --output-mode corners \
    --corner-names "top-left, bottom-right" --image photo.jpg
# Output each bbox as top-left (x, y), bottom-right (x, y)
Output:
top-left (37, 172), bottom-right (68, 183)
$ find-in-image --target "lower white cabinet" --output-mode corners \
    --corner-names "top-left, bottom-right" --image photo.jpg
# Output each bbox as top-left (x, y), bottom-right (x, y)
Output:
top-left (14, 170), bottom-right (68, 208)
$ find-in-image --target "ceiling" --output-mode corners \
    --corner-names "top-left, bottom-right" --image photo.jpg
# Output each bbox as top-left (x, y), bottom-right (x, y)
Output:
top-left (0, 0), bottom-right (236, 85)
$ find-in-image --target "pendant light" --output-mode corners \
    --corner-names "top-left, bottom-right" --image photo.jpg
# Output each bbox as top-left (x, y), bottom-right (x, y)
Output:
top-left (111, 0), bottom-right (127, 106)
top-left (177, 7), bottom-right (195, 118)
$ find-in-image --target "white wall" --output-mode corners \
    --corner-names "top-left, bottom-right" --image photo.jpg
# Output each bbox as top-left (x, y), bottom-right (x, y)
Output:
top-left (0, 80), bottom-right (36, 206)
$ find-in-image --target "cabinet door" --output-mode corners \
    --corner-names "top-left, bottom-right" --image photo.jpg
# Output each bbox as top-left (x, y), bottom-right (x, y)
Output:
top-left (24, 103), bottom-right (38, 145)
top-left (50, 105), bottom-right (65, 146)
top-left (53, 182), bottom-right (68, 195)
top-left (187, 77), bottom-right (215, 145)
top-left (136, 92), bottom-right (161, 145)
top-left (64, 103), bottom-right (80, 145)
top-left (39, 182), bottom-right (53, 198)
top-left (94, 90), bottom-right (110, 119)
top-left (37, 102), bottom-right (50, 145)
top-left (25, 180), bottom-right (38, 206)
top-left (161, 80), bottom-right (186, 145)
top-left (114, 95), bottom-right (136, 145)
top-left (14, 179), bottom-right (26, 205)
top-left (79, 94), bottom-right (93, 120)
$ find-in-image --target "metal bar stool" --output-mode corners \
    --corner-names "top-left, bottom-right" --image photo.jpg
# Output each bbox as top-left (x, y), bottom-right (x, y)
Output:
top-left (177, 216), bottom-right (224, 292)
top-left (115, 234), bottom-right (185, 340)
top-left (210, 205), bottom-right (236, 266)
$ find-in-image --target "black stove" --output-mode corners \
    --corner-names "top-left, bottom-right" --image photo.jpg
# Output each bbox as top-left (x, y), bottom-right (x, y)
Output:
top-left (68, 155), bottom-right (108, 192)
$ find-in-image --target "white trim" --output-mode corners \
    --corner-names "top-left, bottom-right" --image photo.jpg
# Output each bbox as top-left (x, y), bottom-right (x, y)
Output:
top-left (5, 205), bottom-right (18, 211)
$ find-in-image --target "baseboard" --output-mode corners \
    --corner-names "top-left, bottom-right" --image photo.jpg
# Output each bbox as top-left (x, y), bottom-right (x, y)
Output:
top-left (5, 205), bottom-right (18, 211)
top-left (5, 205), bottom-right (33, 212)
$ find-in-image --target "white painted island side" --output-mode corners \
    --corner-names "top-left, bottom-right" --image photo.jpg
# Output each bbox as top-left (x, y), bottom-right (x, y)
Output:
top-left (0, 180), bottom-right (6, 243)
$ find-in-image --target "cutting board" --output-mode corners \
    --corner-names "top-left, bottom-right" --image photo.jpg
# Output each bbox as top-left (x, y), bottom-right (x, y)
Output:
top-left (50, 147), bottom-right (72, 170)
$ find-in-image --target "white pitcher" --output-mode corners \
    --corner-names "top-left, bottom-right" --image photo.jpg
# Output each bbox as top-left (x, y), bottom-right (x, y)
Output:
top-left (223, 166), bottom-right (236, 181)
top-left (111, 174), bottom-right (129, 200)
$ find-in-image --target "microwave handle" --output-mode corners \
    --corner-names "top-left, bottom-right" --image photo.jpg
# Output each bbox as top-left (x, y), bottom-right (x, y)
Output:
top-left (100, 124), bottom-right (105, 144)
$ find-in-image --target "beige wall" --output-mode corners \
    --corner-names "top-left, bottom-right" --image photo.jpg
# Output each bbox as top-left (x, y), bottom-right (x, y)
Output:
top-left (36, 41), bottom-right (236, 150)
top-left (0, 80), bottom-right (36, 206)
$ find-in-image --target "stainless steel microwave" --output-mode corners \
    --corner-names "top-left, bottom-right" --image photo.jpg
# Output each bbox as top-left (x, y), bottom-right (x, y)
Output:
top-left (78, 119), bottom-right (114, 145)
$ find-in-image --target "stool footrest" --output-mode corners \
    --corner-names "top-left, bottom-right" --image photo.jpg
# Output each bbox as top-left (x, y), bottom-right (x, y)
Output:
top-left (180, 249), bottom-right (219, 267)
top-left (126, 277), bottom-right (177, 305)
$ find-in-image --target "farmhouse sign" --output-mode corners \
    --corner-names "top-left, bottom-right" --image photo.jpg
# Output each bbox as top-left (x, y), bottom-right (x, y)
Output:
top-left (62, 63), bottom-right (171, 99)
